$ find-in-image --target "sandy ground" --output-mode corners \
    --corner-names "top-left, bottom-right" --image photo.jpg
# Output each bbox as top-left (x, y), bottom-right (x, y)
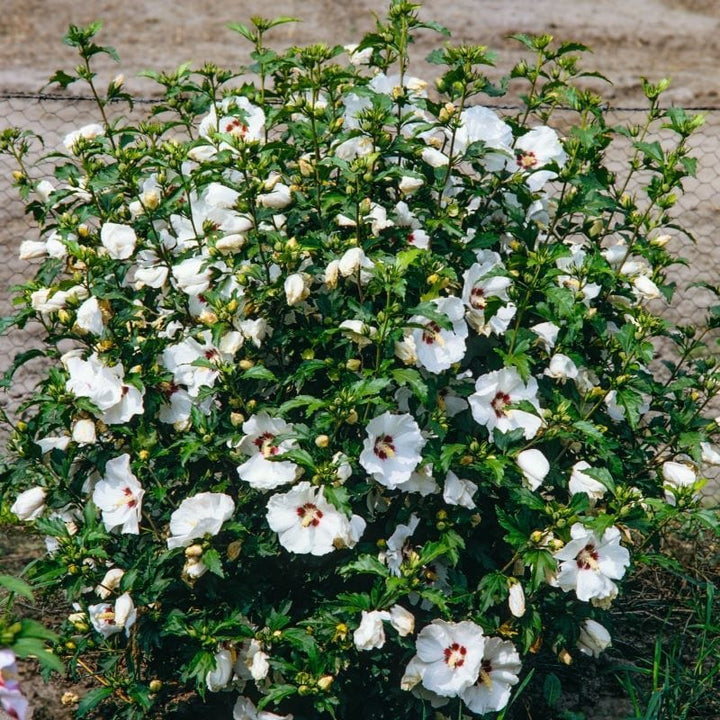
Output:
top-left (0, 0), bottom-right (718, 104)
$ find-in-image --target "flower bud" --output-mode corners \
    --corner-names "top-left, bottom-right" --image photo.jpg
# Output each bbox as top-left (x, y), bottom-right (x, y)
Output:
top-left (11, 486), bottom-right (47, 520)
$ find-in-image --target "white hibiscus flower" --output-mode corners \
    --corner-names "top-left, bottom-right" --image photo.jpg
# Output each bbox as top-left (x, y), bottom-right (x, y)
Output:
top-left (442, 470), bottom-right (477, 509)
top-left (359, 412), bottom-right (426, 488)
top-left (469, 367), bottom-right (542, 441)
top-left (236, 412), bottom-right (299, 490)
top-left (411, 296), bottom-right (468, 373)
top-left (92, 454), bottom-right (144, 534)
top-left (461, 250), bottom-right (515, 335)
top-left (266, 482), bottom-right (364, 556)
top-left (511, 125), bottom-right (567, 191)
top-left (385, 514), bottom-right (420, 576)
top-left (406, 619), bottom-right (485, 697)
top-left (88, 592), bottom-right (136, 639)
top-left (460, 637), bottom-right (522, 714)
top-left (554, 523), bottom-right (630, 603)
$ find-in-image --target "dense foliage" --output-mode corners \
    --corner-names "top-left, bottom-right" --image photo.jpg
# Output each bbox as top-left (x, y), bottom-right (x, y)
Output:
top-left (1, 3), bottom-right (719, 718)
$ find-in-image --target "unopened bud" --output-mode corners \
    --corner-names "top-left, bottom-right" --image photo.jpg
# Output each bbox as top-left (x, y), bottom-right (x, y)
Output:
top-left (185, 544), bottom-right (203, 558)
top-left (315, 434), bottom-right (330, 448)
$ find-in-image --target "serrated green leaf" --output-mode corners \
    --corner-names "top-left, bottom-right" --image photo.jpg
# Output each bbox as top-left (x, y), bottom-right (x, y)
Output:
top-left (0, 574), bottom-right (34, 601)
top-left (202, 548), bottom-right (224, 578)
top-left (76, 686), bottom-right (114, 717)
top-left (339, 554), bottom-right (389, 578)
top-left (392, 368), bottom-right (429, 404)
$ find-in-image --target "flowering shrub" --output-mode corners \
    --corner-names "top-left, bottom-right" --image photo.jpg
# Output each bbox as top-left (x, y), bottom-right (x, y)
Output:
top-left (1, 3), bottom-right (719, 718)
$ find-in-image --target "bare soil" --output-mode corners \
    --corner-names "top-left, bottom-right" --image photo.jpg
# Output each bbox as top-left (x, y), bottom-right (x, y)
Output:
top-left (1, 0), bottom-right (719, 718)
top-left (0, 0), bottom-right (718, 106)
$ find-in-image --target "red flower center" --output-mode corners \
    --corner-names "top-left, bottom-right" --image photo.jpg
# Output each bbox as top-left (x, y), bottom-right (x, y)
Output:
top-left (470, 286), bottom-right (486, 310)
top-left (576, 543), bottom-right (600, 570)
top-left (516, 150), bottom-right (538, 170)
top-left (491, 391), bottom-right (511, 418)
top-left (224, 118), bottom-right (249, 137)
top-left (254, 432), bottom-right (279, 457)
top-left (443, 642), bottom-right (467, 668)
top-left (373, 434), bottom-right (396, 460)
top-left (122, 487), bottom-right (137, 509)
top-left (296, 503), bottom-right (324, 527)
top-left (422, 321), bottom-right (442, 345)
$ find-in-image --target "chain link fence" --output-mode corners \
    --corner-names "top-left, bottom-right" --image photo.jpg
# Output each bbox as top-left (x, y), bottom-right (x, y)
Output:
top-left (1, 93), bottom-right (718, 501)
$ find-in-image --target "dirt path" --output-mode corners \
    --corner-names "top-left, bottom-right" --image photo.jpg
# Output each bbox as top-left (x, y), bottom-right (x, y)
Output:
top-left (0, 0), bottom-right (718, 105)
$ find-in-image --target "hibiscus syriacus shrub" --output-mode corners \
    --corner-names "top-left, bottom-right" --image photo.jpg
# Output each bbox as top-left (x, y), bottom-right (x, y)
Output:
top-left (1, 3), bottom-right (719, 719)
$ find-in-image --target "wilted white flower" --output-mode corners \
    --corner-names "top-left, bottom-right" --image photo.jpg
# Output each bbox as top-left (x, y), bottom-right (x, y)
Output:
top-left (545, 353), bottom-right (579, 382)
top-left (389, 604), bottom-right (415, 636)
top-left (72, 418), bottom-right (97, 445)
top-left (167, 492), bottom-right (235, 549)
top-left (95, 568), bottom-right (125, 600)
top-left (284, 272), bottom-right (311, 306)
top-left (233, 695), bottom-right (293, 720)
top-left (442, 470), bottom-right (477, 509)
top-left (577, 619), bottom-right (612, 657)
top-left (76, 296), bottom-right (105, 335)
top-left (353, 610), bottom-right (389, 651)
top-left (569, 461), bottom-right (607, 502)
top-left (531, 321), bottom-right (560, 352)
top-left (63, 123), bottom-right (105, 152)
top-left (206, 648), bottom-right (235, 692)
top-left (661, 460), bottom-right (698, 504)
top-left (508, 580), bottom-right (526, 618)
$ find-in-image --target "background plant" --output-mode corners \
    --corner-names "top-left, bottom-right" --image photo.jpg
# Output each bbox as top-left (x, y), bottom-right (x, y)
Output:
top-left (0, 2), bottom-right (718, 718)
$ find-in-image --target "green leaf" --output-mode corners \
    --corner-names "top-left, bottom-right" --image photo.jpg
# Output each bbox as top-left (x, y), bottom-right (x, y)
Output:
top-left (19, 618), bottom-right (58, 642)
top-left (256, 684), bottom-right (297, 711)
top-left (543, 673), bottom-right (562, 707)
top-left (339, 554), bottom-right (389, 578)
top-left (324, 486), bottom-right (352, 515)
top-left (203, 548), bottom-right (224, 578)
top-left (227, 22), bottom-right (255, 42)
top-left (392, 368), bottom-right (429, 404)
top-left (0, 574), bottom-right (34, 601)
top-left (241, 365), bottom-right (277, 382)
top-left (634, 140), bottom-right (664, 165)
top-left (76, 686), bottom-right (114, 717)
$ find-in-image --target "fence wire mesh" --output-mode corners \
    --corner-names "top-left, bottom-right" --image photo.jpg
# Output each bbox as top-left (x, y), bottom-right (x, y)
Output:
top-left (0, 93), bottom-right (718, 501)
